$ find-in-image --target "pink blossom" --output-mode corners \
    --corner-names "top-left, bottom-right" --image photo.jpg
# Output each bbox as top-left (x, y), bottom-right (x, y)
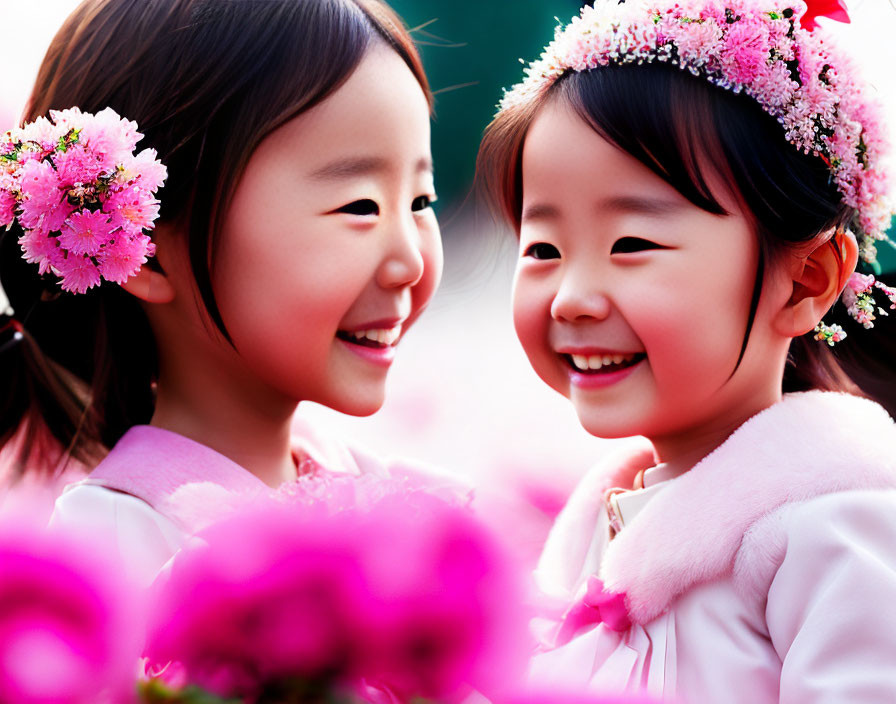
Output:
top-left (57, 210), bottom-right (115, 256)
top-left (351, 494), bottom-right (529, 702)
top-left (847, 272), bottom-right (875, 294)
top-left (669, 18), bottom-right (722, 63)
top-left (54, 143), bottom-right (107, 186)
top-left (72, 107), bottom-right (141, 167)
top-left (721, 20), bottom-right (770, 86)
top-left (55, 254), bottom-right (102, 293)
top-left (0, 188), bottom-right (15, 229)
top-left (97, 234), bottom-right (154, 284)
top-left (121, 148), bottom-right (168, 192)
top-left (145, 492), bottom-right (529, 702)
top-left (145, 507), bottom-right (370, 699)
top-left (17, 159), bottom-right (73, 232)
top-left (18, 230), bottom-right (63, 276)
top-left (104, 186), bottom-right (161, 231)
top-left (17, 116), bottom-right (62, 154)
top-left (0, 520), bottom-right (142, 704)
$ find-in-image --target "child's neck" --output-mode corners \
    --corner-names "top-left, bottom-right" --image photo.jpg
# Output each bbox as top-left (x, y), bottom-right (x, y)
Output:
top-left (643, 446), bottom-right (718, 487)
top-left (647, 391), bottom-right (782, 486)
top-left (150, 376), bottom-right (299, 489)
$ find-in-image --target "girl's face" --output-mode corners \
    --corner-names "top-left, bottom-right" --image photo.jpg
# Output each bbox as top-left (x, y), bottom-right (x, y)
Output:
top-left (212, 45), bottom-right (441, 416)
top-left (514, 99), bottom-right (787, 456)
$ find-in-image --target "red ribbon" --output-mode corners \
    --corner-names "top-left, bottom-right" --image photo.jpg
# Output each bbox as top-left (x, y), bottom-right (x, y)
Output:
top-left (554, 576), bottom-right (631, 647)
top-left (802, 0), bottom-right (851, 32)
top-left (0, 317), bottom-right (23, 336)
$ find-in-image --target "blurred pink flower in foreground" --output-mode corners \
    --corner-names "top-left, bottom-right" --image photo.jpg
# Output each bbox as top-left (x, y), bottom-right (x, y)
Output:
top-left (0, 517), bottom-right (142, 704)
top-left (144, 492), bottom-right (529, 703)
top-left (498, 694), bottom-right (662, 704)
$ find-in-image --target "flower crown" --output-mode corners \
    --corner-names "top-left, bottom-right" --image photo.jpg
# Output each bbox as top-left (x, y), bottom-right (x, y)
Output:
top-left (500, 0), bottom-right (895, 343)
top-left (1, 108), bottom-right (166, 294)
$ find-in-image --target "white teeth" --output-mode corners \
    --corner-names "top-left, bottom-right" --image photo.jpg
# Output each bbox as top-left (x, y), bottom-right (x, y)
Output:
top-left (569, 353), bottom-right (636, 372)
top-left (348, 326), bottom-right (402, 346)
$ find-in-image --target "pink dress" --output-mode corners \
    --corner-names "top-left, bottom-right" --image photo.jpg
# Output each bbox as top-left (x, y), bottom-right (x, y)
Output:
top-left (51, 420), bottom-right (466, 587)
top-left (531, 391), bottom-right (896, 703)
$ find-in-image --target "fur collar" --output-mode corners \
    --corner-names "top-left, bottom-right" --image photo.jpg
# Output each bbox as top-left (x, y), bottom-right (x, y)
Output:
top-left (552, 392), bottom-right (896, 624)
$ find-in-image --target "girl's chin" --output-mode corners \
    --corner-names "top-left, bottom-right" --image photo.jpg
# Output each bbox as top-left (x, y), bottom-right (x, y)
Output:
top-left (571, 406), bottom-right (647, 440)
top-left (328, 392), bottom-right (386, 418)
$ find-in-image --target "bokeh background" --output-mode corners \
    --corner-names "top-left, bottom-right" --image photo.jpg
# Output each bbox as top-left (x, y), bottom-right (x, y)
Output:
top-left (2, 0), bottom-right (895, 560)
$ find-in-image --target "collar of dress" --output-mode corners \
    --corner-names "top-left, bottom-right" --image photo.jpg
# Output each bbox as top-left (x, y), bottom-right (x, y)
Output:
top-left (82, 420), bottom-right (368, 533)
top-left (550, 391), bottom-right (896, 624)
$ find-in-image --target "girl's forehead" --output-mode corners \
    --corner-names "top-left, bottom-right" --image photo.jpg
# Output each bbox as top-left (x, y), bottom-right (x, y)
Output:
top-left (523, 102), bottom-right (678, 202)
top-left (522, 93), bottom-right (744, 222)
top-left (248, 47), bottom-right (432, 176)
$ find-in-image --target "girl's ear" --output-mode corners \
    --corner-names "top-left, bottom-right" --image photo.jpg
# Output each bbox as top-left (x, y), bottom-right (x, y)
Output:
top-left (119, 225), bottom-right (177, 304)
top-left (774, 229), bottom-right (858, 338)
top-left (119, 264), bottom-right (175, 303)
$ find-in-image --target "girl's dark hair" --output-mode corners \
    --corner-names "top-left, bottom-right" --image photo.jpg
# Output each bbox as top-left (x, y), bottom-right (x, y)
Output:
top-left (0, 0), bottom-right (430, 480)
top-left (478, 62), bottom-right (896, 416)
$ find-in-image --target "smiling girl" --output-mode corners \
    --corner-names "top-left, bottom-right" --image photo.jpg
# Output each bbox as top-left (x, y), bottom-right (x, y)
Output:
top-left (479, 0), bottom-right (896, 700)
top-left (0, 0), bottom-right (442, 586)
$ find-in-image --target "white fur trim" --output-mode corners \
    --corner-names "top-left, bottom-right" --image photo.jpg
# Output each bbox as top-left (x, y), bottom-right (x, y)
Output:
top-left (596, 392), bottom-right (896, 623)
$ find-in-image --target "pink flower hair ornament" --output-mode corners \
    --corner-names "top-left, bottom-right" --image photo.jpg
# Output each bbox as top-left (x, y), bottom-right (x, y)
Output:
top-left (1, 108), bottom-right (166, 294)
top-left (500, 0), bottom-right (895, 343)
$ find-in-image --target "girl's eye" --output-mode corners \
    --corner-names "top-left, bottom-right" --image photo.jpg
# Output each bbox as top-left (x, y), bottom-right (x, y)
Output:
top-left (611, 236), bottom-right (666, 254)
top-left (411, 195), bottom-right (436, 212)
top-left (524, 243), bottom-right (561, 260)
top-left (337, 199), bottom-right (379, 216)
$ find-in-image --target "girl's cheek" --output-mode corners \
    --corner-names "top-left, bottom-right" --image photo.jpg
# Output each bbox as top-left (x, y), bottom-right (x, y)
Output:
top-left (421, 229), bottom-right (444, 296)
top-left (406, 225), bottom-right (443, 327)
top-left (512, 279), bottom-right (549, 354)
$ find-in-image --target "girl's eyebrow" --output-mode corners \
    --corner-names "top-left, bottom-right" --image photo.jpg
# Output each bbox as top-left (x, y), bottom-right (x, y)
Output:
top-left (521, 203), bottom-right (560, 222)
top-left (600, 195), bottom-right (688, 216)
top-left (522, 195), bottom-right (686, 223)
top-left (309, 156), bottom-right (433, 181)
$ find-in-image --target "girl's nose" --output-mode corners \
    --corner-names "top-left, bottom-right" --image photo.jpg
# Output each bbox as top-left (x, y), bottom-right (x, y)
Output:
top-left (550, 274), bottom-right (613, 322)
top-left (377, 214), bottom-right (425, 289)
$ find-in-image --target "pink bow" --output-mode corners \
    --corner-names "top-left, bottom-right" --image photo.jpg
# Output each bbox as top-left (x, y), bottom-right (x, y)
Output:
top-left (553, 576), bottom-right (631, 647)
top-left (802, 0), bottom-right (851, 31)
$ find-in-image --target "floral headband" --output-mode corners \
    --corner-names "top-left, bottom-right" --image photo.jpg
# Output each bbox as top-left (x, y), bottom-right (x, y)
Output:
top-left (1, 108), bottom-right (166, 294)
top-left (500, 0), bottom-right (895, 344)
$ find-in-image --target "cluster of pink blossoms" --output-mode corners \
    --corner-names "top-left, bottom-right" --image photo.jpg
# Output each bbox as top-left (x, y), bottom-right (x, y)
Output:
top-left (841, 271), bottom-right (896, 329)
top-left (499, 0), bottom-right (893, 265)
top-left (0, 515), bottom-right (144, 704)
top-left (0, 107), bottom-right (166, 293)
top-left (143, 493), bottom-right (530, 704)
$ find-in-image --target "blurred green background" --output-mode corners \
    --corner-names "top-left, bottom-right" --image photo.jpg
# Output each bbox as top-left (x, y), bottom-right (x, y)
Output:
top-left (390, 0), bottom-right (582, 215)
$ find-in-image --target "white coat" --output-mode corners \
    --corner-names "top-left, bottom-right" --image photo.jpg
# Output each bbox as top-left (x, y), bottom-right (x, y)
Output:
top-left (531, 392), bottom-right (896, 703)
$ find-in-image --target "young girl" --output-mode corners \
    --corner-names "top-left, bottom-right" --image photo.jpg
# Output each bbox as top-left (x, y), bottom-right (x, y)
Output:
top-left (479, 0), bottom-right (896, 700)
top-left (0, 0), bottom-right (445, 587)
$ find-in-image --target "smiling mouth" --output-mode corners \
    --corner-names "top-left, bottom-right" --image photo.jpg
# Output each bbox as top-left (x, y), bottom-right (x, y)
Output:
top-left (336, 326), bottom-right (402, 349)
top-left (563, 352), bottom-right (646, 374)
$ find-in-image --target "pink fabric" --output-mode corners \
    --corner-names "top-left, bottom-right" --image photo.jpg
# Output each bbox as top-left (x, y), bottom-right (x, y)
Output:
top-left (79, 424), bottom-right (468, 536)
top-left (85, 426), bottom-right (267, 532)
top-left (554, 576), bottom-right (630, 647)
